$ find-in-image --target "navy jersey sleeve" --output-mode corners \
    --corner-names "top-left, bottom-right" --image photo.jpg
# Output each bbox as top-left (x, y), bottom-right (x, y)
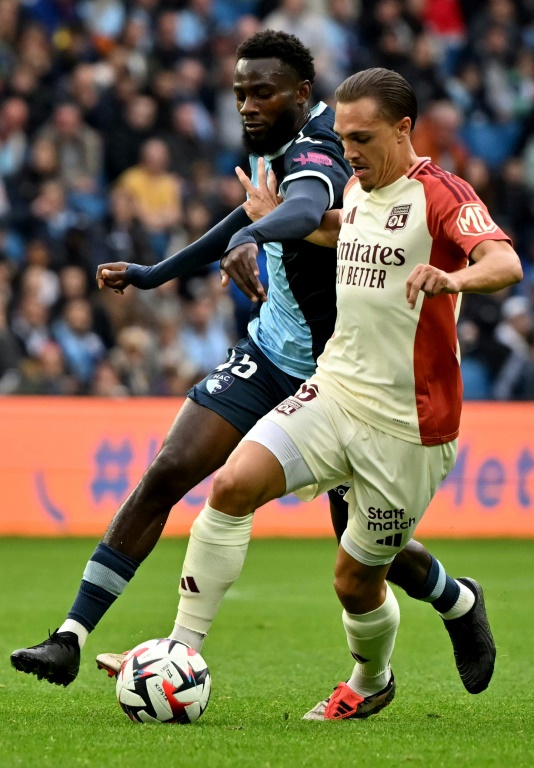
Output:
top-left (225, 177), bottom-right (331, 252)
top-left (279, 140), bottom-right (350, 210)
top-left (126, 206), bottom-right (250, 289)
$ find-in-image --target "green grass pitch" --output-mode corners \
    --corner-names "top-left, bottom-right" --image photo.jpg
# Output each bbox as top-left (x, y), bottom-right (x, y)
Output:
top-left (2, 538), bottom-right (533, 768)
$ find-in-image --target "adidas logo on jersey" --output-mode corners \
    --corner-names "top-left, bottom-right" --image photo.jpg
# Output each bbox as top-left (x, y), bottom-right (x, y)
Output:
top-left (343, 206), bottom-right (357, 224)
top-left (375, 533), bottom-right (403, 547)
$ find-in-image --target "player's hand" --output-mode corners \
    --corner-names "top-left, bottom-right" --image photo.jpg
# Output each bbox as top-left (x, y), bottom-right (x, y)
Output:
top-left (236, 157), bottom-right (280, 222)
top-left (96, 262), bottom-right (131, 294)
top-left (406, 264), bottom-right (460, 309)
top-left (221, 243), bottom-right (267, 303)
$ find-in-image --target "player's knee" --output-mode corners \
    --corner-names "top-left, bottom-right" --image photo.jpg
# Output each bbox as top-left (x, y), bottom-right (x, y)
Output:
top-left (333, 566), bottom-right (385, 614)
top-left (334, 571), bottom-right (365, 610)
top-left (211, 465), bottom-right (263, 514)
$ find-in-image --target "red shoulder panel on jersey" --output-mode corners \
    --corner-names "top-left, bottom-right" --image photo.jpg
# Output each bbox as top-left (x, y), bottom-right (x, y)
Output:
top-left (417, 163), bottom-right (476, 203)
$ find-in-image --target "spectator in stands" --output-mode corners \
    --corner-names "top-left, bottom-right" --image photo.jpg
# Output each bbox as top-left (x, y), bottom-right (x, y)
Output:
top-left (109, 324), bottom-right (157, 395)
top-left (151, 11), bottom-right (184, 70)
top-left (165, 102), bottom-right (215, 182)
top-left (4, 137), bottom-right (59, 237)
top-left (11, 294), bottom-right (51, 359)
top-left (0, 297), bottom-right (21, 393)
top-left (493, 295), bottom-right (534, 399)
top-left (116, 138), bottom-right (182, 261)
top-left (89, 359), bottom-right (129, 397)
top-left (0, 97), bottom-right (29, 177)
top-left (176, 0), bottom-right (216, 66)
top-left (52, 297), bottom-right (106, 390)
top-left (38, 103), bottom-right (104, 219)
top-left (5, 62), bottom-right (53, 136)
top-left (104, 94), bottom-right (158, 183)
top-left (67, 63), bottom-right (111, 132)
top-left (445, 60), bottom-right (496, 122)
top-left (262, 0), bottom-right (334, 96)
top-left (14, 340), bottom-right (75, 396)
top-left (412, 99), bottom-right (470, 176)
top-left (91, 186), bottom-right (155, 271)
top-left (179, 283), bottom-right (233, 378)
top-left (53, 265), bottom-right (115, 351)
top-left (173, 58), bottom-right (215, 115)
top-left (28, 180), bottom-right (81, 262)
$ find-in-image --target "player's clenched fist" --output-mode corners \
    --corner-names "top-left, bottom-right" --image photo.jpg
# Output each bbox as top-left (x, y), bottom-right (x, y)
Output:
top-left (405, 264), bottom-right (460, 309)
top-left (96, 262), bottom-right (131, 294)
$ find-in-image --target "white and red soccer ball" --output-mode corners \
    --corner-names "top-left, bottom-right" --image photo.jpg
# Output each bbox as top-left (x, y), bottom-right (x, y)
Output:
top-left (116, 638), bottom-right (211, 724)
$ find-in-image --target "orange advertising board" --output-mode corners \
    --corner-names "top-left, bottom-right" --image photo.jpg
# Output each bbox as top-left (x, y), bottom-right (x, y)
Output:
top-left (1, 398), bottom-right (534, 538)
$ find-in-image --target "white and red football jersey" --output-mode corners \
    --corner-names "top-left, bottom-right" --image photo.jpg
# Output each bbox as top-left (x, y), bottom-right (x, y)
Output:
top-left (312, 157), bottom-right (511, 446)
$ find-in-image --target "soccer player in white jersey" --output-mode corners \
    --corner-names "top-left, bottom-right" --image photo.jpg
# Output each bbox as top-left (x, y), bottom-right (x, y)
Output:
top-left (163, 68), bottom-right (522, 720)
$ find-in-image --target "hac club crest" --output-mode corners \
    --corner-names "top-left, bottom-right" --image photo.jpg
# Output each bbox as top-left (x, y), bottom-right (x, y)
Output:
top-left (206, 373), bottom-right (235, 394)
top-left (386, 204), bottom-right (412, 232)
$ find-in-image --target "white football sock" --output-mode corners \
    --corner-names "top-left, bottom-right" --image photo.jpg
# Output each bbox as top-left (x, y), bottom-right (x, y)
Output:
top-left (170, 503), bottom-right (254, 641)
top-left (58, 619), bottom-right (88, 650)
top-left (170, 626), bottom-right (205, 653)
top-left (344, 584), bottom-right (400, 698)
top-left (439, 581), bottom-right (475, 620)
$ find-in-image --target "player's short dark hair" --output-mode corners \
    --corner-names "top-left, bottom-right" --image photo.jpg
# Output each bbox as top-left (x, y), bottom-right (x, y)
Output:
top-left (336, 68), bottom-right (417, 131)
top-left (236, 29), bottom-right (315, 84)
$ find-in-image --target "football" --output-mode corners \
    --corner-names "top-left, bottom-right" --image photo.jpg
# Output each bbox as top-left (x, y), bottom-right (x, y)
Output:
top-left (116, 638), bottom-right (211, 724)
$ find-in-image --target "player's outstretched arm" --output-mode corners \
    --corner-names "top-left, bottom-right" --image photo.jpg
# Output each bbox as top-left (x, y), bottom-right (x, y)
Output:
top-left (305, 210), bottom-right (341, 248)
top-left (405, 239), bottom-right (523, 309)
top-left (96, 206), bottom-right (251, 293)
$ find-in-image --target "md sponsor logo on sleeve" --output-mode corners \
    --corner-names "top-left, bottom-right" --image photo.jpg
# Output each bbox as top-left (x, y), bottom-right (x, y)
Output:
top-left (457, 203), bottom-right (497, 236)
top-left (206, 373), bottom-right (235, 394)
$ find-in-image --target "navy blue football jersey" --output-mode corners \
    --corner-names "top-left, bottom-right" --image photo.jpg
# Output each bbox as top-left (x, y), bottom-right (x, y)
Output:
top-left (248, 102), bottom-right (351, 379)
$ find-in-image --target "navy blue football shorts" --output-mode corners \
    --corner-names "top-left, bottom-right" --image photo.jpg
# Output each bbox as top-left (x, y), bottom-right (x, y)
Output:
top-left (188, 336), bottom-right (304, 436)
top-left (188, 335), bottom-right (350, 527)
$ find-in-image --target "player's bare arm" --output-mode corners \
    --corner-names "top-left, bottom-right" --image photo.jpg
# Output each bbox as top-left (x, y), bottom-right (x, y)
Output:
top-left (236, 157), bottom-right (280, 222)
top-left (405, 240), bottom-right (522, 309)
top-left (305, 209), bottom-right (341, 248)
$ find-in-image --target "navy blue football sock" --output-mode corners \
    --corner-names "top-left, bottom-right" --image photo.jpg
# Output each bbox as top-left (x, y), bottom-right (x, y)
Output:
top-left (405, 554), bottom-right (461, 614)
top-left (67, 542), bottom-right (140, 632)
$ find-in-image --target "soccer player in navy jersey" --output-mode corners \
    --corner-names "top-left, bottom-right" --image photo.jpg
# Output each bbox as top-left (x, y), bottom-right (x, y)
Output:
top-left (11, 31), bottom-right (494, 696)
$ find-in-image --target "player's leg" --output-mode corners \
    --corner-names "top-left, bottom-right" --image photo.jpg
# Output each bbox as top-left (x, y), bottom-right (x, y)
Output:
top-left (10, 339), bottom-right (301, 685)
top-left (170, 437), bottom-right (290, 652)
top-left (307, 546), bottom-right (398, 721)
top-left (10, 400), bottom-right (243, 686)
top-left (328, 480), bottom-right (496, 694)
top-left (170, 389), bottom-right (346, 653)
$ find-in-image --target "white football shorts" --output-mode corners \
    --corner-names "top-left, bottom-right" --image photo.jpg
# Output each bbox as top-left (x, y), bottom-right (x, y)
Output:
top-left (243, 382), bottom-right (457, 565)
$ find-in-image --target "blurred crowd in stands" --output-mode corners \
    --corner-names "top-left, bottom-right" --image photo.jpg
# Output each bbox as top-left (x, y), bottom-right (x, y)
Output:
top-left (1, 0), bottom-right (534, 399)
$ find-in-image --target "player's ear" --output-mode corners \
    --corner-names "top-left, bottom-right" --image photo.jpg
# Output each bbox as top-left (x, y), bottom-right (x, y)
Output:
top-left (296, 80), bottom-right (312, 105)
top-left (397, 116), bottom-right (412, 141)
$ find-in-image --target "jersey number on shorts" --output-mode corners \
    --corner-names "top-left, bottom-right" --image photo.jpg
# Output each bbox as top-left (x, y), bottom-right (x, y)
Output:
top-left (215, 350), bottom-right (258, 379)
